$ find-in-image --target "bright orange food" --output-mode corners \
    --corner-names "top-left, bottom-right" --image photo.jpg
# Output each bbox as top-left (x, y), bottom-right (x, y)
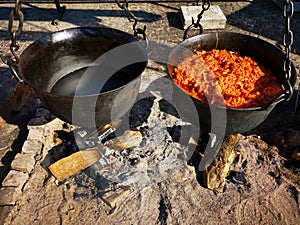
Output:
top-left (171, 49), bottom-right (282, 108)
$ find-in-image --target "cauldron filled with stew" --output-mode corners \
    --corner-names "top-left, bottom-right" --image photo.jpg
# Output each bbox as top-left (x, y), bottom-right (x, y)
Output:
top-left (167, 32), bottom-right (297, 135)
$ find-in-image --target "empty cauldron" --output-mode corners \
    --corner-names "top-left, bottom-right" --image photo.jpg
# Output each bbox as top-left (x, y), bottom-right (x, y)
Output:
top-left (12, 27), bottom-right (148, 128)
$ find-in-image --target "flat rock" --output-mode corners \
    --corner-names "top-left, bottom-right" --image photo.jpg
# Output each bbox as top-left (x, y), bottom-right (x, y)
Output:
top-left (26, 128), bottom-right (44, 141)
top-left (2, 170), bottom-right (29, 188)
top-left (0, 187), bottom-right (22, 206)
top-left (21, 140), bottom-right (43, 155)
top-left (11, 153), bottom-right (36, 174)
top-left (101, 187), bottom-right (131, 208)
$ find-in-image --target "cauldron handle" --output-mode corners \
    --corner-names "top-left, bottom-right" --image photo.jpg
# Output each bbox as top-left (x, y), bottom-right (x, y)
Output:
top-left (8, 61), bottom-right (24, 83)
top-left (264, 92), bottom-right (288, 110)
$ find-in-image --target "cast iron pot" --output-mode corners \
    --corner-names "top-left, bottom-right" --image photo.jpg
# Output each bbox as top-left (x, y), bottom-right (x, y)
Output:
top-left (11, 27), bottom-right (148, 128)
top-left (167, 32), bottom-right (297, 135)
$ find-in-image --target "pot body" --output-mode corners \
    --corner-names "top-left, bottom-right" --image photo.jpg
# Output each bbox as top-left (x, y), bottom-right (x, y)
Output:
top-left (168, 32), bottom-right (297, 135)
top-left (18, 27), bottom-right (148, 128)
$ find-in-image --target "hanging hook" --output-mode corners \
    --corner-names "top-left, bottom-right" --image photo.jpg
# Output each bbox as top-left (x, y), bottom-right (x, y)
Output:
top-left (183, 0), bottom-right (210, 40)
top-left (114, 0), bottom-right (147, 39)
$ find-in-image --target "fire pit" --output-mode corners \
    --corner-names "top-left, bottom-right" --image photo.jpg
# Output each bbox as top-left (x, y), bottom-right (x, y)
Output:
top-left (1, 1), bottom-right (299, 224)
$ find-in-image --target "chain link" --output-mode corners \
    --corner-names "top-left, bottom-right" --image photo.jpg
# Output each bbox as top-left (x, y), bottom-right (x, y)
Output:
top-left (7, 0), bottom-right (24, 63)
top-left (115, 0), bottom-right (147, 41)
top-left (282, 0), bottom-right (294, 101)
top-left (183, 0), bottom-right (210, 39)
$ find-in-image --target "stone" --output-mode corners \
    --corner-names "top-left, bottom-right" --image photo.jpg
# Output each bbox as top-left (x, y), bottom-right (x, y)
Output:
top-left (11, 153), bottom-right (36, 174)
top-left (2, 170), bottom-right (29, 188)
top-left (101, 187), bottom-right (131, 208)
top-left (0, 187), bottom-right (22, 206)
top-left (21, 140), bottom-right (43, 155)
top-left (180, 5), bottom-right (227, 30)
top-left (27, 128), bottom-right (44, 141)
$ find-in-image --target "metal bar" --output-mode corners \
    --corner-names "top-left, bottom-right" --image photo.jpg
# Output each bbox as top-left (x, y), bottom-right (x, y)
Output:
top-left (54, 0), bottom-right (62, 13)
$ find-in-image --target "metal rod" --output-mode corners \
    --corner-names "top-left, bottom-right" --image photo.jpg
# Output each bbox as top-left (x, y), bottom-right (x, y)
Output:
top-left (54, 0), bottom-right (62, 13)
top-left (52, 0), bottom-right (66, 25)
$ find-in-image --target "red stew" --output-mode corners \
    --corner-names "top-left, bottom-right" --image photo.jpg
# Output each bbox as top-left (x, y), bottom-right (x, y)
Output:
top-left (171, 49), bottom-right (282, 108)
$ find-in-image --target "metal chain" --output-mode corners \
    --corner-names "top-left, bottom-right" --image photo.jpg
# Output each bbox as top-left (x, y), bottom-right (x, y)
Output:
top-left (183, 0), bottom-right (210, 39)
top-left (282, 0), bottom-right (294, 103)
top-left (115, 0), bottom-right (147, 41)
top-left (7, 0), bottom-right (24, 63)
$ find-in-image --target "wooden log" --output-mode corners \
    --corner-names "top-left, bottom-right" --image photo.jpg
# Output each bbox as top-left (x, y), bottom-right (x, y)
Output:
top-left (48, 149), bottom-right (101, 182)
top-left (202, 134), bottom-right (241, 193)
top-left (0, 83), bottom-right (32, 118)
top-left (104, 130), bottom-right (142, 151)
top-left (48, 129), bottom-right (143, 181)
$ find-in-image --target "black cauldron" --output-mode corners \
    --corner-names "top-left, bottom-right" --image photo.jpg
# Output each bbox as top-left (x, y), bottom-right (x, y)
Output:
top-left (167, 32), bottom-right (297, 135)
top-left (12, 27), bottom-right (147, 128)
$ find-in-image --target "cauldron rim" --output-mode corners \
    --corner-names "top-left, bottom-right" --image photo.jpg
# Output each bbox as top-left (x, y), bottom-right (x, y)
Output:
top-left (18, 26), bottom-right (148, 97)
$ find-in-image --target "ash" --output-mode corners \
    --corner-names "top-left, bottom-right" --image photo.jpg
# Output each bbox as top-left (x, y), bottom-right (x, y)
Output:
top-left (75, 93), bottom-right (196, 188)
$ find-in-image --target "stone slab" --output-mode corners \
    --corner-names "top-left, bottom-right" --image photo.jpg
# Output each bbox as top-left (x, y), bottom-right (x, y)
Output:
top-left (0, 187), bottom-right (22, 206)
top-left (11, 153), bottom-right (36, 174)
top-left (2, 170), bottom-right (29, 189)
top-left (180, 5), bottom-right (227, 30)
top-left (21, 140), bottom-right (43, 155)
top-left (26, 128), bottom-right (44, 141)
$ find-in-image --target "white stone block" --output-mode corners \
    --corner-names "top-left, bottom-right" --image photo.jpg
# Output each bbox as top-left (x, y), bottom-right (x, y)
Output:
top-left (22, 140), bottom-right (43, 155)
top-left (27, 128), bottom-right (44, 140)
top-left (180, 5), bottom-right (227, 30)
